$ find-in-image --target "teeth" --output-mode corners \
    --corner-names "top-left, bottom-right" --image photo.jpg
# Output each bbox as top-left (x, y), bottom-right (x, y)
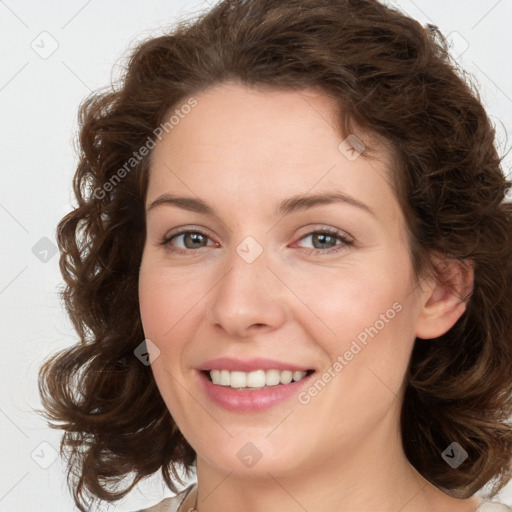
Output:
top-left (280, 370), bottom-right (293, 384)
top-left (265, 369), bottom-right (281, 386)
top-left (247, 370), bottom-right (266, 388)
top-left (208, 369), bottom-right (309, 389)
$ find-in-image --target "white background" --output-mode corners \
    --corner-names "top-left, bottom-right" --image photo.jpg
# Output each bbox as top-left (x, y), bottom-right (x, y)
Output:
top-left (1, 0), bottom-right (511, 510)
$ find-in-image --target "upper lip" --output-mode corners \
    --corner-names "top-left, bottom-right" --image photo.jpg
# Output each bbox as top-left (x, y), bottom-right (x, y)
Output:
top-left (197, 357), bottom-right (313, 372)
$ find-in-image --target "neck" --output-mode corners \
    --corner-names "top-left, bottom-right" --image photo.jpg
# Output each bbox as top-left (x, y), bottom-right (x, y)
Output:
top-left (191, 418), bottom-right (457, 512)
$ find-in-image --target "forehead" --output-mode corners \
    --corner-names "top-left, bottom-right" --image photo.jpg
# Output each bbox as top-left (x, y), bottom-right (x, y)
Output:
top-left (147, 82), bottom-right (398, 223)
top-left (153, 82), bottom-right (343, 165)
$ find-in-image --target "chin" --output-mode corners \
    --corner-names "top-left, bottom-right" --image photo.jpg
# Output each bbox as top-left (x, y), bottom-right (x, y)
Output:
top-left (195, 436), bottom-right (310, 479)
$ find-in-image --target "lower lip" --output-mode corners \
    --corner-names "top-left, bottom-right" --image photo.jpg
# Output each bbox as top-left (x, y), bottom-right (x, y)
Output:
top-left (197, 371), bottom-right (315, 412)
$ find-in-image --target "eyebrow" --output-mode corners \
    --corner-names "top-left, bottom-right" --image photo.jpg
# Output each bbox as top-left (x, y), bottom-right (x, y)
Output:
top-left (147, 191), bottom-right (375, 217)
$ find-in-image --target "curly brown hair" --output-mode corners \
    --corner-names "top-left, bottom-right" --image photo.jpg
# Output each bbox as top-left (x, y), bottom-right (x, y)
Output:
top-left (38, 0), bottom-right (512, 509)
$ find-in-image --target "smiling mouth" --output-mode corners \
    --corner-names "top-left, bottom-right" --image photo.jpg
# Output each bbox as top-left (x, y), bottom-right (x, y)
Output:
top-left (202, 369), bottom-right (316, 390)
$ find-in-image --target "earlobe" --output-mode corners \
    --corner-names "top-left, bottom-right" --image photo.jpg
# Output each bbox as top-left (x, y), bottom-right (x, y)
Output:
top-left (415, 258), bottom-right (474, 340)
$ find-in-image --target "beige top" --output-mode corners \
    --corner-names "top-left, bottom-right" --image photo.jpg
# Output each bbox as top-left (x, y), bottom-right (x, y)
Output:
top-left (135, 483), bottom-right (512, 512)
top-left (136, 483), bottom-right (197, 512)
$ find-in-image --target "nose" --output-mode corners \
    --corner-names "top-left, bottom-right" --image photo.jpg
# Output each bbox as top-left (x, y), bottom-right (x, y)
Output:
top-left (206, 243), bottom-right (288, 339)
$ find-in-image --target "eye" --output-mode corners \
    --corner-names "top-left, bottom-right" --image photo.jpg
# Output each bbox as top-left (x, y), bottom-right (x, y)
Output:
top-left (159, 227), bottom-right (353, 256)
top-left (294, 228), bottom-right (353, 255)
top-left (160, 229), bottom-right (217, 254)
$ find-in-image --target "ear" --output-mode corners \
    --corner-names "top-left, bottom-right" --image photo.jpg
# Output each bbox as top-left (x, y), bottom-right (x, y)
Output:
top-left (415, 257), bottom-right (474, 340)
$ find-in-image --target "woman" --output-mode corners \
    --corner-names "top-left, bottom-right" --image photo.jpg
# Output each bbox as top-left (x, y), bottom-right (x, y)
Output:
top-left (39, 0), bottom-right (512, 511)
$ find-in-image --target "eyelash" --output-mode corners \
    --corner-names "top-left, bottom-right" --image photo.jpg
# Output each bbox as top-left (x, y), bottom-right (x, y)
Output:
top-left (159, 227), bottom-right (353, 256)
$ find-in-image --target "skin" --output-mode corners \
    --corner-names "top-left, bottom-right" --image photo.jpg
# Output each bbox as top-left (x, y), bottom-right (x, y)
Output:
top-left (138, 81), bottom-right (478, 512)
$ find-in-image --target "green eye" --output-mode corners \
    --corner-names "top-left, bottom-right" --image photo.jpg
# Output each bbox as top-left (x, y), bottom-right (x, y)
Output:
top-left (296, 229), bottom-right (353, 255)
top-left (160, 229), bottom-right (216, 255)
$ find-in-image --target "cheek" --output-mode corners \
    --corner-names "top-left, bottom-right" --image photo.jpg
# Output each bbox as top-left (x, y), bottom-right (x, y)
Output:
top-left (294, 263), bottom-right (409, 343)
top-left (297, 258), bottom-right (416, 394)
top-left (138, 260), bottom-right (194, 413)
top-left (138, 269), bottom-right (168, 341)
top-left (138, 257), bottom-right (205, 341)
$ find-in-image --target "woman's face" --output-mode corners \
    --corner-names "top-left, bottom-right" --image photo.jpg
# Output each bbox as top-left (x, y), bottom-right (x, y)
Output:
top-left (138, 82), bottom-right (430, 478)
